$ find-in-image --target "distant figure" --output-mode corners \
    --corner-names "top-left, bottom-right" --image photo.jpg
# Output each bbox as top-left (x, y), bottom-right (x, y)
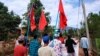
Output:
top-left (80, 36), bottom-right (89, 56)
top-left (38, 35), bottom-right (55, 56)
top-left (14, 39), bottom-right (27, 56)
top-left (49, 34), bottom-right (62, 56)
top-left (29, 35), bottom-right (40, 56)
top-left (58, 33), bottom-right (64, 44)
top-left (48, 32), bottom-right (53, 41)
top-left (15, 28), bottom-right (26, 47)
top-left (65, 35), bottom-right (78, 56)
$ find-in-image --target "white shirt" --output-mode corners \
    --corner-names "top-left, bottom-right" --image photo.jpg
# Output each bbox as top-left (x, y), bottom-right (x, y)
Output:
top-left (38, 46), bottom-right (55, 56)
top-left (49, 39), bottom-right (62, 56)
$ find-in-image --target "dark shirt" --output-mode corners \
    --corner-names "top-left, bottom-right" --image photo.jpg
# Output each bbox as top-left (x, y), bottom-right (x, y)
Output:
top-left (29, 39), bottom-right (40, 56)
top-left (65, 39), bottom-right (76, 53)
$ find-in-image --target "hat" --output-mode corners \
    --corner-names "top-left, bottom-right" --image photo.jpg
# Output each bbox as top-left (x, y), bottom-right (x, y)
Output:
top-left (43, 36), bottom-right (49, 44)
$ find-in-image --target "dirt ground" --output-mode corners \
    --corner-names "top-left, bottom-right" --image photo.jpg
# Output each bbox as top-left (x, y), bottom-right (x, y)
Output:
top-left (79, 48), bottom-right (93, 56)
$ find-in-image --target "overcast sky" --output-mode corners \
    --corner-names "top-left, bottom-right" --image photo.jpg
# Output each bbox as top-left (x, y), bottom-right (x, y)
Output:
top-left (0, 0), bottom-right (100, 28)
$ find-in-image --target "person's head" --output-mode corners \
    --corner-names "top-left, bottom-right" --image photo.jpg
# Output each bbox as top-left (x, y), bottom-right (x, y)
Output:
top-left (18, 39), bottom-right (24, 45)
top-left (67, 34), bottom-right (72, 39)
top-left (21, 27), bottom-right (26, 35)
top-left (59, 33), bottom-right (62, 37)
top-left (43, 36), bottom-right (49, 44)
top-left (17, 29), bottom-right (21, 36)
top-left (34, 35), bottom-right (38, 39)
top-left (82, 33), bottom-right (86, 37)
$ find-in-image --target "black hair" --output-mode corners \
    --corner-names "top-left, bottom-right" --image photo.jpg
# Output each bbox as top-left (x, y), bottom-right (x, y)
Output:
top-left (43, 33), bottom-right (48, 36)
top-left (18, 40), bottom-right (24, 44)
top-left (82, 33), bottom-right (86, 37)
top-left (59, 33), bottom-right (62, 37)
top-left (34, 35), bottom-right (38, 39)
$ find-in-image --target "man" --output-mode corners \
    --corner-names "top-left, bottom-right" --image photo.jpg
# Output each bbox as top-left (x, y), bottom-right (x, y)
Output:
top-left (65, 35), bottom-right (78, 56)
top-left (38, 35), bottom-right (55, 56)
top-left (80, 35), bottom-right (89, 56)
top-left (29, 35), bottom-right (40, 56)
top-left (14, 39), bottom-right (27, 56)
top-left (49, 33), bottom-right (62, 56)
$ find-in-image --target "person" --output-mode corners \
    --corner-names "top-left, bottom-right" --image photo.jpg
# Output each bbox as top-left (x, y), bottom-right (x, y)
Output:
top-left (48, 32), bottom-right (53, 41)
top-left (15, 28), bottom-right (26, 47)
top-left (41, 34), bottom-right (48, 47)
top-left (15, 29), bottom-right (21, 47)
top-left (49, 33), bottom-right (62, 56)
top-left (65, 35), bottom-right (78, 56)
top-left (80, 35), bottom-right (89, 56)
top-left (38, 35), bottom-right (55, 56)
top-left (29, 35), bottom-right (40, 56)
top-left (58, 33), bottom-right (64, 44)
top-left (14, 39), bottom-right (27, 56)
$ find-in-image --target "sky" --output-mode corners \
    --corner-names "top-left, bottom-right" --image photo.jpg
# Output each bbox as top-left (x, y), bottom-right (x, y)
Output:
top-left (0, 0), bottom-right (100, 28)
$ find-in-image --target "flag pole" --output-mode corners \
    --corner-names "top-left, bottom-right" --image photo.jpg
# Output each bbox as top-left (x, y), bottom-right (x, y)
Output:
top-left (81, 0), bottom-right (91, 49)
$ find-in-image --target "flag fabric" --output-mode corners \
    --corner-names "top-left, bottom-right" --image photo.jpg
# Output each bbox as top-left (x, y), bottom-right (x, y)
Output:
top-left (38, 10), bottom-right (47, 31)
top-left (29, 7), bottom-right (36, 31)
top-left (59, 0), bottom-right (67, 30)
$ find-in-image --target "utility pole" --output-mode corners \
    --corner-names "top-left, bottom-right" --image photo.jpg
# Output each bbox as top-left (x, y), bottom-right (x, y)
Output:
top-left (81, 0), bottom-right (91, 49)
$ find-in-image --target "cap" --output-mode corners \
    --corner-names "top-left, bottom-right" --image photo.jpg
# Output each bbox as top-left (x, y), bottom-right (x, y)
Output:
top-left (43, 36), bottom-right (49, 44)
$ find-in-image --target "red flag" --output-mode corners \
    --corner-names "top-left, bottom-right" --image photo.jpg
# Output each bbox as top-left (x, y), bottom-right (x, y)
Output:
top-left (29, 8), bottom-right (36, 31)
top-left (38, 10), bottom-right (47, 31)
top-left (59, 0), bottom-right (67, 30)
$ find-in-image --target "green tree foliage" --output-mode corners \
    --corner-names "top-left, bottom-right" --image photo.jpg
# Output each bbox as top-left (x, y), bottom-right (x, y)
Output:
top-left (25, 0), bottom-right (52, 36)
top-left (87, 12), bottom-right (100, 38)
top-left (87, 12), bottom-right (100, 51)
top-left (80, 12), bottom-right (100, 52)
top-left (28, 0), bottom-right (50, 24)
top-left (80, 12), bottom-right (100, 38)
top-left (0, 2), bottom-right (21, 40)
top-left (68, 28), bottom-right (78, 37)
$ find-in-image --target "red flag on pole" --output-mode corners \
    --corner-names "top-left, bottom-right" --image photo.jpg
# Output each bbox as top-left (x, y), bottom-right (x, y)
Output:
top-left (59, 0), bottom-right (67, 30)
top-left (38, 10), bottom-right (47, 31)
top-left (29, 8), bottom-right (36, 31)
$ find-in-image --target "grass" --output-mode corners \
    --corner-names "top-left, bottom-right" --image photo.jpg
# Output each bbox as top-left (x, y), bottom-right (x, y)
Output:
top-left (96, 38), bottom-right (100, 52)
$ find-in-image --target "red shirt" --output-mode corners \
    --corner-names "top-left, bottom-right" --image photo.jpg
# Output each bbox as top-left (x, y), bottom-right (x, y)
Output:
top-left (58, 37), bottom-right (64, 44)
top-left (14, 45), bottom-right (27, 56)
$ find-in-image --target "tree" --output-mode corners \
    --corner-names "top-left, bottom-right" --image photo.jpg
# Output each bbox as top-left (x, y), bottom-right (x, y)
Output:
top-left (0, 2), bottom-right (21, 40)
top-left (80, 12), bottom-right (100, 52)
top-left (24, 0), bottom-right (51, 36)
top-left (68, 28), bottom-right (78, 37)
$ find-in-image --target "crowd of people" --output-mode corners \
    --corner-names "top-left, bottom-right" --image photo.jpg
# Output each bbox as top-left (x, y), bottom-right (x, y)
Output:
top-left (14, 29), bottom-right (89, 56)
